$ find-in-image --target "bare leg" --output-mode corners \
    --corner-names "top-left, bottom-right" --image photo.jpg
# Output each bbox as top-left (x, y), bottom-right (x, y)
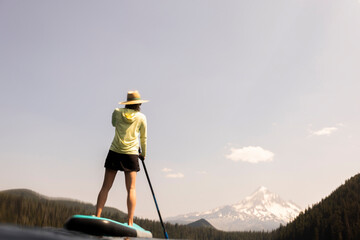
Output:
top-left (96, 168), bottom-right (117, 217)
top-left (125, 171), bottom-right (137, 226)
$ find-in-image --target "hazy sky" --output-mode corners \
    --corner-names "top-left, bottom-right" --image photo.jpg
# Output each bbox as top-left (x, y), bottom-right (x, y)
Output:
top-left (1, 0), bottom-right (360, 220)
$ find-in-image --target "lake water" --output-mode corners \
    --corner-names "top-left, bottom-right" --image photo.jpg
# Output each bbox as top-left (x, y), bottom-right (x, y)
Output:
top-left (0, 224), bottom-right (165, 240)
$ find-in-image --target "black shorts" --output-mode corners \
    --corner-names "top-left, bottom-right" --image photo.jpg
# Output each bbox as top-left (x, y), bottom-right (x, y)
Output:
top-left (104, 150), bottom-right (140, 172)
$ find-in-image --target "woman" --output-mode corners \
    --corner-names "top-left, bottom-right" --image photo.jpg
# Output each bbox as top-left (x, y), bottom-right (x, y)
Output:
top-left (96, 90), bottom-right (148, 226)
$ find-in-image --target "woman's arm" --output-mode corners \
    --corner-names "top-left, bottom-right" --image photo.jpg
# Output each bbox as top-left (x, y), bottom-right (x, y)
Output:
top-left (139, 117), bottom-right (147, 159)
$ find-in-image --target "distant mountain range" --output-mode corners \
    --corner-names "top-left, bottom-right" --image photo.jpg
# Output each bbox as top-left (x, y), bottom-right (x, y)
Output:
top-left (166, 186), bottom-right (302, 231)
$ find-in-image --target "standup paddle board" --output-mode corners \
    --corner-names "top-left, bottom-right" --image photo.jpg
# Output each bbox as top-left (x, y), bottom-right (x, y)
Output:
top-left (64, 215), bottom-right (152, 238)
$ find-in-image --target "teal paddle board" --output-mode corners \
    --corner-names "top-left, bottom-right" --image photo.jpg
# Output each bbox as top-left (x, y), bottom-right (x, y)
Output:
top-left (64, 215), bottom-right (152, 238)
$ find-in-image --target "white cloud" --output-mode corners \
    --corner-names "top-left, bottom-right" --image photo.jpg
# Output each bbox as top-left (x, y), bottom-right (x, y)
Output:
top-left (197, 170), bottom-right (207, 175)
top-left (311, 127), bottom-right (338, 136)
top-left (226, 146), bottom-right (274, 163)
top-left (162, 168), bottom-right (173, 172)
top-left (162, 167), bottom-right (184, 178)
top-left (166, 173), bottom-right (184, 178)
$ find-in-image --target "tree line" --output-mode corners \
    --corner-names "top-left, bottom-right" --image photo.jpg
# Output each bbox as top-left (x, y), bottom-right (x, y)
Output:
top-left (0, 189), bottom-right (269, 239)
top-left (1, 173), bottom-right (360, 240)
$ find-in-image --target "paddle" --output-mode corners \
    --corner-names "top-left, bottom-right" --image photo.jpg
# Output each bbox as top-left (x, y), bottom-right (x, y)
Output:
top-left (140, 157), bottom-right (169, 239)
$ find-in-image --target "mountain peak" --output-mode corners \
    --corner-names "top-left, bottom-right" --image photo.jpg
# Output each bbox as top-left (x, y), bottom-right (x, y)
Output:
top-left (242, 186), bottom-right (278, 205)
top-left (257, 186), bottom-right (268, 192)
top-left (252, 186), bottom-right (272, 196)
top-left (187, 218), bottom-right (215, 229)
top-left (167, 187), bottom-right (302, 231)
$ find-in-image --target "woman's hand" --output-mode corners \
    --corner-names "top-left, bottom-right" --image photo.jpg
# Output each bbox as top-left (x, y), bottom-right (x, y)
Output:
top-left (139, 155), bottom-right (145, 161)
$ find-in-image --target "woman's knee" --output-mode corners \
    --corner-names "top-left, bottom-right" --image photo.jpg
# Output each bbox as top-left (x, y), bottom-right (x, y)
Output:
top-left (101, 182), bottom-right (113, 192)
top-left (101, 169), bottom-right (117, 190)
top-left (125, 171), bottom-right (137, 191)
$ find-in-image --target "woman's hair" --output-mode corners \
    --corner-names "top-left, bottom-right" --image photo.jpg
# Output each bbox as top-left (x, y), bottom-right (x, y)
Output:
top-left (125, 104), bottom-right (141, 111)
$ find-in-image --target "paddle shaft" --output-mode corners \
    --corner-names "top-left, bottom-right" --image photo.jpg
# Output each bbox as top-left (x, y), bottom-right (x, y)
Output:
top-left (141, 159), bottom-right (169, 239)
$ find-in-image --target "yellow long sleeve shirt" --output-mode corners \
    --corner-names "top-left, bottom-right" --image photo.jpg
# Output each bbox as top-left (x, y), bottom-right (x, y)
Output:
top-left (109, 108), bottom-right (147, 157)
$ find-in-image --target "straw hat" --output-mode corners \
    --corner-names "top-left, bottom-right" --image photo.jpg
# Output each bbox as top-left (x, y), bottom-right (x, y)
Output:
top-left (119, 90), bottom-right (149, 105)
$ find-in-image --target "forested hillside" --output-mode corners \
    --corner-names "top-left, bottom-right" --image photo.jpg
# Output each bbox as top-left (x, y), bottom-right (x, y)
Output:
top-left (271, 173), bottom-right (360, 240)
top-left (0, 189), bottom-right (127, 227)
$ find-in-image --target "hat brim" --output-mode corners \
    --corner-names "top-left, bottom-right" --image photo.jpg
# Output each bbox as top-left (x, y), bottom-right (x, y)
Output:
top-left (119, 100), bottom-right (149, 105)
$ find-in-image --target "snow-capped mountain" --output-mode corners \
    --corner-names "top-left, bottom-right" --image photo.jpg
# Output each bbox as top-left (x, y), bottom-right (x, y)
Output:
top-left (166, 186), bottom-right (302, 231)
